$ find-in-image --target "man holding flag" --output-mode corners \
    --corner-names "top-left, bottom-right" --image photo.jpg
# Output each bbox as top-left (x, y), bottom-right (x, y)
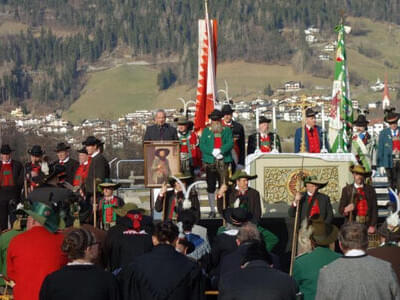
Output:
top-left (328, 22), bottom-right (353, 153)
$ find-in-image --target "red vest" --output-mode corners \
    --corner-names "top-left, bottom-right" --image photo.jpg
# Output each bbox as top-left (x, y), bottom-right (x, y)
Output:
top-left (308, 195), bottom-right (320, 217)
top-left (0, 163), bottom-right (14, 187)
top-left (392, 130), bottom-right (400, 152)
top-left (214, 133), bottom-right (222, 149)
top-left (73, 163), bottom-right (89, 186)
top-left (306, 127), bottom-right (321, 153)
top-left (260, 134), bottom-right (271, 153)
top-left (356, 187), bottom-right (368, 216)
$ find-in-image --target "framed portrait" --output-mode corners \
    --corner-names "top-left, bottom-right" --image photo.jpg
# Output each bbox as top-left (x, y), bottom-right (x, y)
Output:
top-left (144, 141), bottom-right (181, 188)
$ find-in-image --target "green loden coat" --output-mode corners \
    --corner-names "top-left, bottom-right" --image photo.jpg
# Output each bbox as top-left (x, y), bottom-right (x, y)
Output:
top-left (199, 126), bottom-right (233, 164)
top-left (293, 247), bottom-right (341, 300)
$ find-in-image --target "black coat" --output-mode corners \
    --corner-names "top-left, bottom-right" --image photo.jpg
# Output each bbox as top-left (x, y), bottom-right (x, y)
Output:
top-left (223, 187), bottom-right (262, 223)
top-left (143, 123), bottom-right (178, 141)
top-left (51, 158), bottom-right (79, 185)
top-left (0, 159), bottom-right (24, 198)
top-left (40, 265), bottom-right (120, 300)
top-left (155, 189), bottom-right (200, 221)
top-left (118, 244), bottom-right (205, 300)
top-left (228, 121), bottom-right (245, 166)
top-left (104, 217), bottom-right (153, 271)
top-left (288, 191), bottom-right (333, 224)
top-left (211, 230), bottom-right (238, 271)
top-left (339, 184), bottom-right (377, 226)
top-left (247, 132), bottom-right (282, 155)
top-left (218, 260), bottom-right (298, 300)
top-left (85, 153), bottom-right (110, 194)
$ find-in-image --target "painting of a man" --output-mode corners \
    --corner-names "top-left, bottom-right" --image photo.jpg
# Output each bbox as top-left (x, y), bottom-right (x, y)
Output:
top-left (151, 148), bottom-right (171, 184)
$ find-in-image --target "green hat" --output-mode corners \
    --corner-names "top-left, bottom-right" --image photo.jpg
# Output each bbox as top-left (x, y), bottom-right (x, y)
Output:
top-left (230, 170), bottom-right (257, 182)
top-left (310, 217), bottom-right (338, 246)
top-left (114, 203), bottom-right (141, 217)
top-left (303, 175), bottom-right (328, 189)
top-left (23, 201), bottom-right (60, 233)
top-left (99, 178), bottom-right (121, 189)
top-left (177, 117), bottom-right (189, 125)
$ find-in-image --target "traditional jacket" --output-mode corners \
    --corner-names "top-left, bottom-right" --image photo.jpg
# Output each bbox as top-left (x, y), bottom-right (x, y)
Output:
top-left (104, 216), bottom-right (153, 271)
top-left (339, 184), bottom-right (377, 226)
top-left (222, 120), bottom-right (245, 166)
top-left (117, 244), bottom-right (205, 300)
top-left (294, 125), bottom-right (329, 153)
top-left (7, 226), bottom-right (67, 300)
top-left (221, 186), bottom-right (262, 222)
top-left (143, 123), bottom-right (178, 141)
top-left (178, 130), bottom-right (202, 167)
top-left (24, 162), bottom-right (46, 191)
top-left (0, 160), bottom-right (24, 191)
top-left (293, 247), bottom-right (341, 300)
top-left (316, 254), bottom-right (400, 300)
top-left (85, 153), bottom-right (110, 195)
top-left (199, 126), bottom-right (233, 164)
top-left (367, 244), bottom-right (400, 282)
top-left (247, 132), bottom-right (282, 155)
top-left (51, 157), bottom-right (79, 185)
top-left (155, 189), bottom-right (200, 221)
top-left (288, 191), bottom-right (334, 224)
top-left (99, 196), bottom-right (124, 227)
top-left (378, 127), bottom-right (399, 168)
top-left (219, 260), bottom-right (298, 300)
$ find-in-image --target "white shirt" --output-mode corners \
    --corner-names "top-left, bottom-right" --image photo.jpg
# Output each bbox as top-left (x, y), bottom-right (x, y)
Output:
top-left (91, 151), bottom-right (100, 158)
top-left (59, 157), bottom-right (70, 164)
top-left (354, 183), bottom-right (364, 189)
top-left (345, 249), bottom-right (366, 257)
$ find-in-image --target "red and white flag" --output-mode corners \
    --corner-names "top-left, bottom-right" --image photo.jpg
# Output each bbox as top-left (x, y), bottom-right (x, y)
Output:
top-left (194, 5), bottom-right (217, 131)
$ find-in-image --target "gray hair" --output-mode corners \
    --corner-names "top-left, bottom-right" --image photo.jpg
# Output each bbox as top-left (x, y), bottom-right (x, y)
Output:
top-left (155, 109), bottom-right (166, 118)
top-left (237, 223), bottom-right (261, 243)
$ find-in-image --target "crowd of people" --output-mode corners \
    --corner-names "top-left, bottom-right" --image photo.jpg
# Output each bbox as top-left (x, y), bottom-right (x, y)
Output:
top-left (0, 104), bottom-right (399, 299)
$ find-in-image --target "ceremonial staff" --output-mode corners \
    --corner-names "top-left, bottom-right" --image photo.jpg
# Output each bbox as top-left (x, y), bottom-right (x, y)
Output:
top-left (289, 156), bottom-right (305, 276)
top-left (92, 168), bottom-right (97, 228)
top-left (271, 103), bottom-right (279, 154)
top-left (320, 102), bottom-right (328, 153)
top-left (255, 108), bottom-right (260, 153)
top-left (162, 181), bottom-right (168, 221)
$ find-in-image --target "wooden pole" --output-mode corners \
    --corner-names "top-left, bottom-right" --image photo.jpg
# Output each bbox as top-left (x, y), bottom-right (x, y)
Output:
top-left (92, 168), bottom-right (97, 228)
top-left (162, 182), bottom-right (168, 221)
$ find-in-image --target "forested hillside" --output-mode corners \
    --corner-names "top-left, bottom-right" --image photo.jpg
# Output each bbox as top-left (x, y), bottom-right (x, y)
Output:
top-left (0, 0), bottom-right (399, 110)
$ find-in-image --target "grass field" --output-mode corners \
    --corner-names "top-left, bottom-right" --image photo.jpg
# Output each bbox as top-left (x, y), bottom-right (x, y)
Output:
top-left (63, 17), bottom-right (400, 123)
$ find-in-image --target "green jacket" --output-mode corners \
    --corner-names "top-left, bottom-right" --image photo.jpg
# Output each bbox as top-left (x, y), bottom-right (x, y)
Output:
top-left (0, 229), bottom-right (24, 286)
top-left (293, 247), bottom-right (341, 300)
top-left (199, 126), bottom-right (233, 164)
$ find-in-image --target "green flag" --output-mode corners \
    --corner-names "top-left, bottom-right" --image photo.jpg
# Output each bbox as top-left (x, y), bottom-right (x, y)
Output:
top-left (328, 23), bottom-right (353, 153)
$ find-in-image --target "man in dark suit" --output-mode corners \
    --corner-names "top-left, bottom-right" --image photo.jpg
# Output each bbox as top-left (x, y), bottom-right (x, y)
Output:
top-left (294, 108), bottom-right (328, 153)
top-left (247, 116), bottom-right (281, 155)
top-left (221, 104), bottom-right (245, 171)
top-left (0, 144), bottom-right (24, 231)
top-left (51, 142), bottom-right (79, 185)
top-left (288, 175), bottom-right (333, 224)
top-left (82, 136), bottom-right (110, 196)
top-left (217, 170), bottom-right (261, 222)
top-left (219, 240), bottom-right (298, 300)
top-left (368, 213), bottom-right (400, 281)
top-left (117, 220), bottom-right (204, 300)
top-left (339, 164), bottom-right (377, 234)
top-left (143, 109), bottom-right (178, 141)
top-left (378, 108), bottom-right (400, 190)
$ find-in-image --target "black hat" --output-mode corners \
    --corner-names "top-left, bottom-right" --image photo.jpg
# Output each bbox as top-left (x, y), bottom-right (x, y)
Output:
top-left (99, 178), bottom-right (121, 189)
top-left (45, 164), bottom-right (67, 182)
top-left (0, 144), bottom-right (13, 154)
top-left (259, 116), bottom-right (271, 124)
top-left (82, 136), bottom-right (101, 146)
top-left (221, 105), bottom-right (235, 115)
top-left (223, 207), bottom-right (253, 226)
top-left (155, 148), bottom-right (170, 157)
top-left (353, 115), bottom-right (369, 127)
top-left (384, 108), bottom-right (399, 124)
top-left (306, 108), bottom-right (318, 118)
top-left (55, 142), bottom-right (70, 152)
top-left (28, 145), bottom-right (44, 156)
top-left (177, 117), bottom-right (189, 126)
top-left (77, 147), bottom-right (88, 154)
top-left (208, 109), bottom-right (223, 121)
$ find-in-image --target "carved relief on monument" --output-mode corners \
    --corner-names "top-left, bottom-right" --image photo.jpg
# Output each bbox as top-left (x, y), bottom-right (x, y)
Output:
top-left (264, 166), bottom-right (339, 204)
